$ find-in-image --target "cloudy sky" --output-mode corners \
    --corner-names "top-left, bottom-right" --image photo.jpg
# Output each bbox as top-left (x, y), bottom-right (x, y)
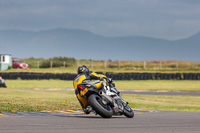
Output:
top-left (0, 0), bottom-right (200, 40)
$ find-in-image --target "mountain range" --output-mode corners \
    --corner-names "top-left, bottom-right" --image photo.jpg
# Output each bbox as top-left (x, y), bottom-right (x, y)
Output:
top-left (0, 28), bottom-right (200, 61)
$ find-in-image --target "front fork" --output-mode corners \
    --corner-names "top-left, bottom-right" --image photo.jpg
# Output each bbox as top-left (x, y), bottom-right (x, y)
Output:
top-left (100, 80), bottom-right (129, 115)
top-left (99, 91), bottom-right (127, 115)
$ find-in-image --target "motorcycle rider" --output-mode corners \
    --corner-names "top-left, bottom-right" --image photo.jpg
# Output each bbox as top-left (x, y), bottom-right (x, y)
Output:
top-left (73, 65), bottom-right (111, 114)
top-left (0, 76), bottom-right (7, 88)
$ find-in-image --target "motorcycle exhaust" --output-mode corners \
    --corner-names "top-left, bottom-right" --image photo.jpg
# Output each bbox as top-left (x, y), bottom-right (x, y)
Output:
top-left (99, 91), bottom-right (113, 105)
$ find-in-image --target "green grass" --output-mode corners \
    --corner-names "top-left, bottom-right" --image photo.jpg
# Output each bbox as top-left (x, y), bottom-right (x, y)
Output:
top-left (115, 80), bottom-right (200, 92)
top-left (1, 80), bottom-right (200, 113)
top-left (5, 80), bottom-right (200, 92)
top-left (0, 87), bottom-right (80, 112)
top-left (6, 80), bottom-right (73, 89)
top-left (123, 94), bottom-right (200, 111)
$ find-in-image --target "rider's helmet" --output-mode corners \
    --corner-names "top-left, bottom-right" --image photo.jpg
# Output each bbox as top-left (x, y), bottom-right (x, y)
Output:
top-left (77, 65), bottom-right (89, 75)
top-left (0, 77), bottom-right (2, 80)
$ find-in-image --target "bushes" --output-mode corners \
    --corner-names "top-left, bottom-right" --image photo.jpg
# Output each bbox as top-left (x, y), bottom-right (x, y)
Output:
top-left (19, 58), bottom-right (200, 71)
top-left (21, 57), bottom-right (76, 68)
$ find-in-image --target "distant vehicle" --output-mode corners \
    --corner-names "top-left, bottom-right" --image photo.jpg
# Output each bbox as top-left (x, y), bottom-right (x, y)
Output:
top-left (12, 59), bottom-right (29, 69)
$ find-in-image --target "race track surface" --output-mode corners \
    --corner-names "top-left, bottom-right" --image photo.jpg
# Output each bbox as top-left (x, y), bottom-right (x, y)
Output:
top-left (0, 111), bottom-right (199, 133)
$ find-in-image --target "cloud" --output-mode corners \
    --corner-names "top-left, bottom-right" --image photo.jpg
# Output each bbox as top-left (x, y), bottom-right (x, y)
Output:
top-left (0, 0), bottom-right (200, 40)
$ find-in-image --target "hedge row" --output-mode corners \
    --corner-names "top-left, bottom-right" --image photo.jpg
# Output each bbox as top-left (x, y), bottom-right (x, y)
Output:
top-left (1, 72), bottom-right (200, 80)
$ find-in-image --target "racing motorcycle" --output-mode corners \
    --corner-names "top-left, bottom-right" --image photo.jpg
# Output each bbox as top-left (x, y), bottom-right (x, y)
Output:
top-left (77, 76), bottom-right (134, 118)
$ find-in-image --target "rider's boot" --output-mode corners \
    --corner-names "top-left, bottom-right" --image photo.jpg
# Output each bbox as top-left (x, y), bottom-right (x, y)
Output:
top-left (83, 106), bottom-right (93, 114)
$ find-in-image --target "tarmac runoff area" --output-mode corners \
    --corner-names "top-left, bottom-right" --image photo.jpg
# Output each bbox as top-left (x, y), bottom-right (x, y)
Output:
top-left (0, 110), bottom-right (200, 133)
top-left (26, 88), bottom-right (200, 96)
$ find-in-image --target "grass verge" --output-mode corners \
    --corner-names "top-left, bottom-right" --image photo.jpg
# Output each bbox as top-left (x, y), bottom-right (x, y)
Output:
top-left (0, 87), bottom-right (200, 112)
top-left (0, 88), bottom-right (80, 112)
top-left (1, 80), bottom-right (200, 112)
top-left (5, 80), bottom-right (200, 92)
top-left (114, 80), bottom-right (200, 92)
top-left (123, 94), bottom-right (200, 112)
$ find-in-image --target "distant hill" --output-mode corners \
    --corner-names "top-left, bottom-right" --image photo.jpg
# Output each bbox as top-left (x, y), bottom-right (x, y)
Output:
top-left (0, 28), bottom-right (200, 61)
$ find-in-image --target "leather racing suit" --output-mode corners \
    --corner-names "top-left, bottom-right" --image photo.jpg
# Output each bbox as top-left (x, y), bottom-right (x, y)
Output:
top-left (73, 71), bottom-right (107, 110)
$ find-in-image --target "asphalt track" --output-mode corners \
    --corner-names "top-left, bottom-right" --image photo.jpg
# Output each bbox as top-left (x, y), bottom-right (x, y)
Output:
top-left (0, 111), bottom-right (200, 133)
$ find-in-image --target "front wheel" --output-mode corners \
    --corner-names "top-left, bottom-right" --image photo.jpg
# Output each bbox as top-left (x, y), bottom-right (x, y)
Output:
top-left (88, 94), bottom-right (113, 118)
top-left (124, 105), bottom-right (134, 118)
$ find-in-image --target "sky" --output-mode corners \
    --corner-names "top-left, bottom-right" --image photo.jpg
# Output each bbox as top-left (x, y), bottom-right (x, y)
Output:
top-left (0, 0), bottom-right (200, 40)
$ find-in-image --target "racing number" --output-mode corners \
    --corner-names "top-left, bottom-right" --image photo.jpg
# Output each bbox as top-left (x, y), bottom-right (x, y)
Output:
top-left (80, 88), bottom-right (88, 96)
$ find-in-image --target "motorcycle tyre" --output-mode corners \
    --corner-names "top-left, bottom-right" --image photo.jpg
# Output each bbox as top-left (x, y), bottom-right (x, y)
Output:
top-left (88, 94), bottom-right (113, 118)
top-left (124, 105), bottom-right (134, 118)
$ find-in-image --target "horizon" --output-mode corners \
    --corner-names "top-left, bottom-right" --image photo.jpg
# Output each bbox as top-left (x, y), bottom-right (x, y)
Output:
top-left (0, 27), bottom-right (200, 61)
top-left (1, 28), bottom-right (200, 41)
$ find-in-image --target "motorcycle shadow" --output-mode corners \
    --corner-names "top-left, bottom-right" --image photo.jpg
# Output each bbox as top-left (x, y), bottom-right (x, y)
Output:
top-left (72, 115), bottom-right (128, 119)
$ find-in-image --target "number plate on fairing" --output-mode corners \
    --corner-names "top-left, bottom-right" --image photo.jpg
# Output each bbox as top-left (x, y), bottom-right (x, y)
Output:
top-left (80, 88), bottom-right (88, 96)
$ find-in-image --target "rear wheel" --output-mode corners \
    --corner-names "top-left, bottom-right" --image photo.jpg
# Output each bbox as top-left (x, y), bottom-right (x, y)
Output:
top-left (124, 105), bottom-right (134, 118)
top-left (88, 94), bottom-right (113, 118)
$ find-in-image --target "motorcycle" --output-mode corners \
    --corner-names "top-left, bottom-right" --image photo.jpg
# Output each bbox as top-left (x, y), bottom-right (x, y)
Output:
top-left (0, 77), bottom-right (7, 88)
top-left (77, 75), bottom-right (134, 118)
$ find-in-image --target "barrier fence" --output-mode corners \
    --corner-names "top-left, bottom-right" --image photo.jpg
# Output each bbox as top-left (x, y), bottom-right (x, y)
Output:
top-left (0, 72), bottom-right (200, 80)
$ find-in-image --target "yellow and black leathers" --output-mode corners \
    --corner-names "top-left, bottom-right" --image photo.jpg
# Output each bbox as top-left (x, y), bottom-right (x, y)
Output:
top-left (73, 71), bottom-right (107, 109)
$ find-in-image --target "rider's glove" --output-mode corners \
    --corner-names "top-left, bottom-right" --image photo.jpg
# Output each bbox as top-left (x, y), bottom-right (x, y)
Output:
top-left (107, 78), bottom-right (113, 83)
top-left (100, 75), bottom-right (104, 81)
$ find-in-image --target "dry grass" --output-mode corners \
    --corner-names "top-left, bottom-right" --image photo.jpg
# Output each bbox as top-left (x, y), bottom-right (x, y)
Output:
top-left (2, 60), bottom-right (200, 73)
